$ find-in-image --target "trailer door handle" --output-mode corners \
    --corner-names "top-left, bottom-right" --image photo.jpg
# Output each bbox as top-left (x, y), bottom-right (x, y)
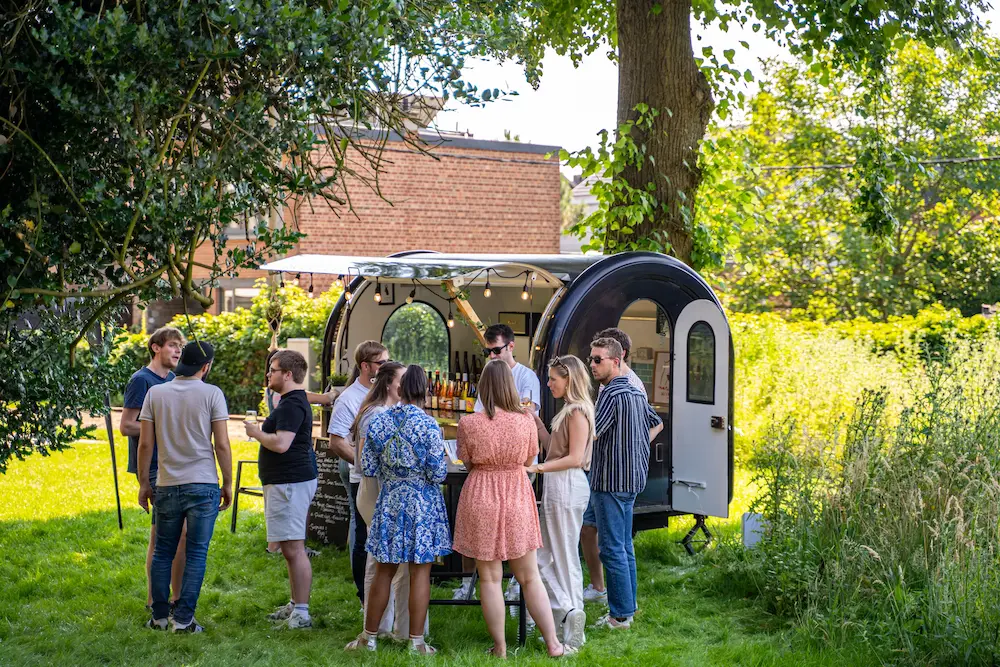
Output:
top-left (711, 416), bottom-right (725, 429)
top-left (655, 443), bottom-right (664, 463)
top-left (675, 479), bottom-right (706, 489)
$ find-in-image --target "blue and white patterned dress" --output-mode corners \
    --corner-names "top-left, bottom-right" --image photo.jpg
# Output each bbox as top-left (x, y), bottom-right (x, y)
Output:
top-left (362, 404), bottom-right (452, 564)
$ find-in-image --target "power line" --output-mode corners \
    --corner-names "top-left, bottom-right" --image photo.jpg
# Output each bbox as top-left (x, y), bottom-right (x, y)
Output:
top-left (759, 154), bottom-right (1000, 172)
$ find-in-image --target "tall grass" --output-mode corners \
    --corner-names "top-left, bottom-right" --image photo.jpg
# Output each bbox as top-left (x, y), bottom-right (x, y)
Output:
top-left (720, 336), bottom-right (1000, 664)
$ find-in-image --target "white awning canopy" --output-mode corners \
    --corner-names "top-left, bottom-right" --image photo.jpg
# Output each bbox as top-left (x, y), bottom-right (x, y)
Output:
top-left (258, 253), bottom-right (605, 286)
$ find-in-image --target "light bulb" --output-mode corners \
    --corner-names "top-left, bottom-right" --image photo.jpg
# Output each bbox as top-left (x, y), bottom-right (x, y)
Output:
top-left (406, 289), bottom-right (415, 304)
top-left (521, 289), bottom-right (529, 300)
top-left (374, 290), bottom-right (382, 303)
top-left (292, 273), bottom-right (300, 286)
top-left (447, 311), bottom-right (455, 328)
top-left (484, 283), bottom-right (492, 298)
top-left (337, 274), bottom-right (345, 288)
top-left (345, 289), bottom-right (352, 301)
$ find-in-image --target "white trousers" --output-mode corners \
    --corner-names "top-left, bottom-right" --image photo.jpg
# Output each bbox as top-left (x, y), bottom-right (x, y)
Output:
top-left (537, 467), bottom-right (590, 634)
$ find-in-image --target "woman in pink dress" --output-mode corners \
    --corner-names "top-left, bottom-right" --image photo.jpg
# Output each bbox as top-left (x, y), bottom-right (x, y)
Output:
top-left (453, 360), bottom-right (575, 658)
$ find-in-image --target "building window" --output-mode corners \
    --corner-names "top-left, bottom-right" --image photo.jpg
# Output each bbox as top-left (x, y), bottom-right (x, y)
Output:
top-left (687, 322), bottom-right (715, 404)
top-left (222, 287), bottom-right (260, 312)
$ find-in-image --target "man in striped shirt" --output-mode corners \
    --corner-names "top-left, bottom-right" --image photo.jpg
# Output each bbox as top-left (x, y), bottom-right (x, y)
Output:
top-left (588, 337), bottom-right (663, 630)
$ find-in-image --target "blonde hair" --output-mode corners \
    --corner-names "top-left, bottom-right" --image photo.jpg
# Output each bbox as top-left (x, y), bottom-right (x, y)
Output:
top-left (548, 355), bottom-right (596, 437)
top-left (477, 359), bottom-right (524, 419)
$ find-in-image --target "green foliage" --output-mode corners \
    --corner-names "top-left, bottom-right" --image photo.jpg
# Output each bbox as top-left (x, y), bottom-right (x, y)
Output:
top-left (0, 0), bottom-right (519, 470)
top-left (724, 41), bottom-right (1000, 320)
top-left (112, 282), bottom-right (340, 413)
top-left (558, 174), bottom-right (584, 231)
top-left (724, 344), bottom-right (1000, 663)
top-left (382, 303), bottom-right (450, 373)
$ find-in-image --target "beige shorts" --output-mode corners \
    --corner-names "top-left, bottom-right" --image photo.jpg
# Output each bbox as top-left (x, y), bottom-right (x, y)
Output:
top-left (264, 479), bottom-right (318, 543)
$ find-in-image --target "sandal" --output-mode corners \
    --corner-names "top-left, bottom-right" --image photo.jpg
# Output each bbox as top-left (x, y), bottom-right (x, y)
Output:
top-left (344, 631), bottom-right (377, 652)
top-left (409, 641), bottom-right (438, 655)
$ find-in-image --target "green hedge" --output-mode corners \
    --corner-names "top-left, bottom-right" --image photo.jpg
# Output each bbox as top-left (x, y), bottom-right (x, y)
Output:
top-left (112, 281), bottom-right (341, 413)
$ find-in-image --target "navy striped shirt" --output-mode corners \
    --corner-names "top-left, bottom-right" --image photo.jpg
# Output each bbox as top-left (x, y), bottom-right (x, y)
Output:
top-left (590, 375), bottom-right (662, 494)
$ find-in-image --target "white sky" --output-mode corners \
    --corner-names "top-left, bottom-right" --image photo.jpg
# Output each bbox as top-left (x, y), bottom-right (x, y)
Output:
top-left (433, 8), bottom-right (1000, 176)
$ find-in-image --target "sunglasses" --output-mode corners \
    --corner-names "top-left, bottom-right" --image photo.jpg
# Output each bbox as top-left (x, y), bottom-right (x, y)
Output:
top-left (588, 355), bottom-right (617, 365)
top-left (482, 345), bottom-right (507, 357)
top-left (370, 359), bottom-right (389, 367)
top-left (266, 366), bottom-right (285, 375)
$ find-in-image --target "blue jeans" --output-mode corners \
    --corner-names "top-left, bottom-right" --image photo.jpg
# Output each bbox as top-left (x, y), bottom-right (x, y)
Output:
top-left (591, 491), bottom-right (638, 619)
top-left (151, 483), bottom-right (221, 624)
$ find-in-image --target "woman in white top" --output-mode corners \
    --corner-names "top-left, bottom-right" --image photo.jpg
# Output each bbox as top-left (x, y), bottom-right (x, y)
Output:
top-left (529, 355), bottom-right (595, 649)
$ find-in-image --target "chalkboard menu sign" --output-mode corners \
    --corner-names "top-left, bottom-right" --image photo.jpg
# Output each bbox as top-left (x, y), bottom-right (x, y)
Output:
top-left (307, 444), bottom-right (350, 546)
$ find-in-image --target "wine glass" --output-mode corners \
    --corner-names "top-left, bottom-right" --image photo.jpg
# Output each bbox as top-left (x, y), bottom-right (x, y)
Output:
top-left (245, 410), bottom-right (258, 441)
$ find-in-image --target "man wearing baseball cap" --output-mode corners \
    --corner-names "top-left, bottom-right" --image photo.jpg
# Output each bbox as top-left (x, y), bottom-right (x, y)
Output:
top-left (137, 340), bottom-right (233, 633)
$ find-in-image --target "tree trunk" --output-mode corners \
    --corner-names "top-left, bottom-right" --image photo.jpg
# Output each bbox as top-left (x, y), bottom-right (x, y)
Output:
top-left (616, 0), bottom-right (714, 265)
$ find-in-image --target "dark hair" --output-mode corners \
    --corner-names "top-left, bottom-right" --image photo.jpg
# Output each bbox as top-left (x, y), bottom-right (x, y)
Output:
top-left (272, 349), bottom-right (309, 384)
top-left (147, 327), bottom-right (185, 359)
top-left (477, 359), bottom-right (524, 419)
top-left (351, 361), bottom-right (405, 441)
top-left (484, 323), bottom-right (514, 346)
top-left (399, 364), bottom-right (427, 404)
top-left (594, 327), bottom-right (632, 361)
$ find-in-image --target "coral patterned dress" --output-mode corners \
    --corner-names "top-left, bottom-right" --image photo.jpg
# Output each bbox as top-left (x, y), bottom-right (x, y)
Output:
top-left (453, 409), bottom-right (542, 561)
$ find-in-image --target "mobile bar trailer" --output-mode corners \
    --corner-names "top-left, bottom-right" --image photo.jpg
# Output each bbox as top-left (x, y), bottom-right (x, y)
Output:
top-left (259, 251), bottom-right (734, 553)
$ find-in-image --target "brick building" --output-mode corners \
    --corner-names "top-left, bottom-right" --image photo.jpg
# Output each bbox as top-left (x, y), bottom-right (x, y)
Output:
top-left (141, 129), bottom-right (561, 327)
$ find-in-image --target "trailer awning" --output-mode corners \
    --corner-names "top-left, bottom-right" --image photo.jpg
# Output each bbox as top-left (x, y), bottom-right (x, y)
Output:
top-left (259, 253), bottom-right (606, 285)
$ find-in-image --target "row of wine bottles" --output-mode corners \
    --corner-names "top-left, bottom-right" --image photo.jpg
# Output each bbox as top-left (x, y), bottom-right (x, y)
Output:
top-left (425, 351), bottom-right (481, 414)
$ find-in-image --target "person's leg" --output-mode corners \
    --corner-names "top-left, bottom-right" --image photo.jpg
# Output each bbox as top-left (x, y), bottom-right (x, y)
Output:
top-left (170, 520), bottom-right (187, 604)
top-left (407, 562), bottom-right (432, 638)
top-left (592, 491), bottom-right (633, 621)
top-left (350, 482), bottom-right (367, 604)
top-left (363, 553), bottom-right (395, 635)
top-left (280, 540), bottom-right (311, 603)
top-left (364, 562), bottom-right (399, 634)
top-left (145, 523), bottom-right (156, 607)
top-left (453, 556), bottom-right (477, 598)
top-left (581, 524), bottom-right (604, 591)
top-left (510, 550), bottom-right (564, 657)
top-left (621, 493), bottom-right (637, 615)
top-left (149, 486), bottom-right (182, 621)
top-left (338, 460), bottom-right (360, 601)
top-left (476, 559), bottom-right (506, 656)
top-left (172, 484), bottom-right (221, 627)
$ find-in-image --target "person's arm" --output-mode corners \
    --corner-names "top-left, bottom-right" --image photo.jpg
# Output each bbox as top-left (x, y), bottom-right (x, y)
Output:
top-left (645, 402), bottom-right (664, 443)
top-left (120, 408), bottom-right (141, 437)
top-left (327, 398), bottom-right (357, 463)
top-left (457, 420), bottom-right (474, 473)
top-left (306, 389), bottom-right (340, 406)
top-left (360, 419), bottom-right (382, 478)
top-left (529, 410), bottom-right (588, 474)
top-left (532, 412), bottom-right (552, 451)
top-left (137, 420), bottom-right (155, 512)
top-left (246, 426), bottom-right (295, 453)
top-left (424, 427), bottom-right (448, 484)
top-left (328, 435), bottom-right (355, 464)
top-left (523, 416), bottom-right (540, 467)
top-left (212, 419), bottom-right (233, 511)
top-left (593, 392), bottom-right (617, 439)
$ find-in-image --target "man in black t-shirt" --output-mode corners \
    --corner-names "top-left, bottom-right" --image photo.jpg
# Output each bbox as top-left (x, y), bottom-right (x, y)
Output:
top-left (244, 350), bottom-right (318, 629)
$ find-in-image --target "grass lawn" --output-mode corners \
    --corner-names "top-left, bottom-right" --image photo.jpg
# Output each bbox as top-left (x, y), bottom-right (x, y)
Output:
top-left (0, 438), bottom-right (874, 666)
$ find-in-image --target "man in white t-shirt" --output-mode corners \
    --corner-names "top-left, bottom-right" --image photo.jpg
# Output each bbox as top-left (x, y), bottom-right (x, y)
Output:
top-left (327, 340), bottom-right (389, 607)
top-left (474, 323), bottom-right (540, 414)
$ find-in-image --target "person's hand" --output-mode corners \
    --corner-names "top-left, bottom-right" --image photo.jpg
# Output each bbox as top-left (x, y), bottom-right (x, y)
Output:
top-left (526, 463), bottom-right (540, 475)
top-left (219, 485), bottom-right (233, 512)
top-left (138, 483), bottom-right (153, 512)
top-left (244, 422), bottom-right (262, 439)
top-left (323, 388), bottom-right (341, 406)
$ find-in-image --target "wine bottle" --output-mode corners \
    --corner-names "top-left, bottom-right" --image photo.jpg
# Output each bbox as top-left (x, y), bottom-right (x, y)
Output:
top-left (463, 351), bottom-right (471, 380)
top-left (425, 371), bottom-right (433, 410)
top-left (431, 371), bottom-right (440, 410)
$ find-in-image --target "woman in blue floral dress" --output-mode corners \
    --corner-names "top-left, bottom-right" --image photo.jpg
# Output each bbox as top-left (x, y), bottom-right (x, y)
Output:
top-left (345, 364), bottom-right (451, 655)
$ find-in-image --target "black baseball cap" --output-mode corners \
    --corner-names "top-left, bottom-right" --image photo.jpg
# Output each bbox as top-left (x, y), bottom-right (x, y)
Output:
top-left (175, 341), bottom-right (215, 377)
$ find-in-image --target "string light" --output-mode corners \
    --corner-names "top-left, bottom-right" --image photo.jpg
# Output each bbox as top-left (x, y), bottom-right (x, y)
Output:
top-left (447, 303), bottom-right (455, 328)
top-left (521, 276), bottom-right (529, 301)
top-left (374, 280), bottom-right (382, 303)
top-left (292, 273), bottom-right (301, 287)
top-left (279, 273), bottom-right (285, 289)
top-left (308, 273), bottom-right (314, 297)
top-left (484, 270), bottom-right (492, 298)
top-left (337, 274), bottom-right (345, 288)
top-left (406, 288), bottom-right (416, 304)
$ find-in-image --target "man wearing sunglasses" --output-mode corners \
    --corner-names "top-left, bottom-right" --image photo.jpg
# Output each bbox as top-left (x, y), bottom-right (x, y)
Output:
top-left (328, 340), bottom-right (390, 609)
top-left (587, 337), bottom-right (662, 631)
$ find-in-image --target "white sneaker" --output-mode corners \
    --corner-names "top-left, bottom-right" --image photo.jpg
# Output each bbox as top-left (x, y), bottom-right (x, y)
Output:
top-left (563, 609), bottom-right (587, 648)
top-left (452, 578), bottom-right (476, 600)
top-left (583, 584), bottom-right (608, 604)
top-left (286, 611), bottom-right (312, 629)
top-left (593, 613), bottom-right (631, 630)
top-left (268, 602), bottom-right (294, 621)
